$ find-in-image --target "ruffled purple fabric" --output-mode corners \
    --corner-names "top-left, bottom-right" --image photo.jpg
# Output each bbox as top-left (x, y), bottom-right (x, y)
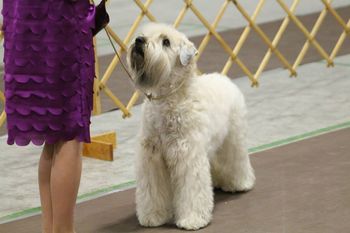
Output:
top-left (2, 0), bottom-right (95, 146)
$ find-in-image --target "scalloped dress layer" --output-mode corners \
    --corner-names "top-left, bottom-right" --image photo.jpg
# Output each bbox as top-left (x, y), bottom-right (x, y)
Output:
top-left (2, 0), bottom-right (96, 146)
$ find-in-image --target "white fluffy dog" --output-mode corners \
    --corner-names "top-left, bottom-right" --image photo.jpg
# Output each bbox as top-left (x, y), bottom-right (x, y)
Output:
top-left (127, 23), bottom-right (255, 230)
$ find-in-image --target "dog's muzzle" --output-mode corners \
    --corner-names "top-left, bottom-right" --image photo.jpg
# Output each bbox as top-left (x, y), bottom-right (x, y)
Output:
top-left (134, 36), bottom-right (145, 54)
top-left (131, 36), bottom-right (146, 71)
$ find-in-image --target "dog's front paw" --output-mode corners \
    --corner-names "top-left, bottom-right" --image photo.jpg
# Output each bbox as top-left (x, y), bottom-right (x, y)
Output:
top-left (138, 211), bottom-right (171, 227)
top-left (176, 214), bottom-right (211, 230)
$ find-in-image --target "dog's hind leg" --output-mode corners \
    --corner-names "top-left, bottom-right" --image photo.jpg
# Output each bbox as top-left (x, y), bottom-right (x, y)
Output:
top-left (136, 141), bottom-right (173, 227)
top-left (166, 143), bottom-right (213, 230)
top-left (212, 116), bottom-right (255, 192)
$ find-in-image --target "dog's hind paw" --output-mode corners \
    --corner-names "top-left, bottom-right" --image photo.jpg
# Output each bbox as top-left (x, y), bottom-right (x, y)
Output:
top-left (176, 215), bottom-right (211, 230)
top-left (138, 212), bottom-right (171, 227)
top-left (221, 171), bottom-right (256, 193)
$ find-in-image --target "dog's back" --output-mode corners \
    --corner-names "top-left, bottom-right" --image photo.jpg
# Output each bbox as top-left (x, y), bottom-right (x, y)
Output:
top-left (189, 72), bottom-right (247, 116)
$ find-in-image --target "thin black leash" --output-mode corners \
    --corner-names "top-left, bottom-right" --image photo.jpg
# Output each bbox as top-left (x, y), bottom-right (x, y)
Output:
top-left (103, 28), bottom-right (133, 83)
top-left (90, 0), bottom-right (151, 99)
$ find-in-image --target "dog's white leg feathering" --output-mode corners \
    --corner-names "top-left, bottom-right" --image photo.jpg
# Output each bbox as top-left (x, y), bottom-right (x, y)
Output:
top-left (135, 139), bottom-right (173, 227)
top-left (212, 109), bottom-right (255, 192)
top-left (166, 141), bottom-right (213, 230)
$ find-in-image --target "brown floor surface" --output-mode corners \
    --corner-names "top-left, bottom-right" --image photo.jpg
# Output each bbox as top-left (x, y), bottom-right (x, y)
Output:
top-left (2, 127), bottom-right (350, 233)
top-left (1, 6), bottom-right (350, 136)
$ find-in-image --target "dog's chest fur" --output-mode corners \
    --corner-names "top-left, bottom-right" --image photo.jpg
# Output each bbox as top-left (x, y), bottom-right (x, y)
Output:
top-left (141, 97), bottom-right (203, 153)
top-left (147, 100), bottom-right (193, 134)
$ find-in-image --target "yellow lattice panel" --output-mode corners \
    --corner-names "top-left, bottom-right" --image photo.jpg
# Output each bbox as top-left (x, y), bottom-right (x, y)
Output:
top-left (0, 29), bottom-right (5, 128)
top-left (0, 91), bottom-right (5, 128)
top-left (88, 0), bottom-right (350, 116)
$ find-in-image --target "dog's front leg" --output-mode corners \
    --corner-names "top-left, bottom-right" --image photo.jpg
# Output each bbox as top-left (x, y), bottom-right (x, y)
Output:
top-left (167, 143), bottom-right (213, 230)
top-left (136, 139), bottom-right (173, 227)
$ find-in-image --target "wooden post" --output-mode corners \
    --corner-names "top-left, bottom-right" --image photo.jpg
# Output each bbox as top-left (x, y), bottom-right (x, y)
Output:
top-left (0, 91), bottom-right (6, 128)
top-left (83, 131), bottom-right (117, 161)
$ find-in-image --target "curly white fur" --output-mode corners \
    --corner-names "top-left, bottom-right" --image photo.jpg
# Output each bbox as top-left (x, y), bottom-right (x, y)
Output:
top-left (127, 23), bottom-right (255, 231)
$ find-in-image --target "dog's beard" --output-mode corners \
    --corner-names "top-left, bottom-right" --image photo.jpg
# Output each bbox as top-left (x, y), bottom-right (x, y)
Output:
top-left (130, 43), bottom-right (172, 89)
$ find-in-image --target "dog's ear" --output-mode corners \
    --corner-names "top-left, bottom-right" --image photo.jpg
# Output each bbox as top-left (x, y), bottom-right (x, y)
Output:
top-left (179, 42), bottom-right (198, 66)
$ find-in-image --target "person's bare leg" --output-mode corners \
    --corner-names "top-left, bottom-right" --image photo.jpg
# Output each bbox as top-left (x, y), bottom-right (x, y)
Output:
top-left (39, 143), bottom-right (55, 233)
top-left (51, 140), bottom-right (82, 233)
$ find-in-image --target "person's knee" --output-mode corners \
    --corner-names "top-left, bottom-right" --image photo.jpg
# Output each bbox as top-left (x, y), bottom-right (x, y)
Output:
top-left (42, 143), bottom-right (54, 160)
top-left (54, 140), bottom-right (81, 153)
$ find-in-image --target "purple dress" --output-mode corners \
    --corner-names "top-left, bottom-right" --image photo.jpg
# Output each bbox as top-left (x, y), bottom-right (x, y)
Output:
top-left (2, 0), bottom-right (95, 146)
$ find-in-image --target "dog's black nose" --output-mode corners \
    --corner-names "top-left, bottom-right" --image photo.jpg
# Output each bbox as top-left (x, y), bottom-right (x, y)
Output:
top-left (135, 36), bottom-right (146, 45)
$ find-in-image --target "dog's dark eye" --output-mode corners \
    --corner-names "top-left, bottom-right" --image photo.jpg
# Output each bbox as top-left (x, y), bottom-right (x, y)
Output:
top-left (162, 38), bottom-right (170, 47)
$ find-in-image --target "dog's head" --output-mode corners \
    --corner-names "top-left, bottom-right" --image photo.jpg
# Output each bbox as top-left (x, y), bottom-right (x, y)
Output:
top-left (127, 23), bottom-right (198, 89)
